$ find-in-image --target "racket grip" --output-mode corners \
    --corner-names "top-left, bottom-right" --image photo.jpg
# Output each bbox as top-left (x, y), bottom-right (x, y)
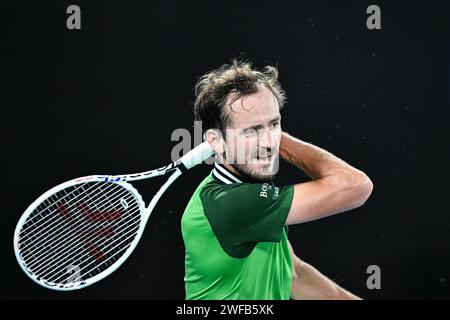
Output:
top-left (180, 141), bottom-right (214, 169)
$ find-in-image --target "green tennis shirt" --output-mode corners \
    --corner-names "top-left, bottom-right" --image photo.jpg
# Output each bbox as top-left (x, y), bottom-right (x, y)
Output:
top-left (181, 162), bottom-right (295, 300)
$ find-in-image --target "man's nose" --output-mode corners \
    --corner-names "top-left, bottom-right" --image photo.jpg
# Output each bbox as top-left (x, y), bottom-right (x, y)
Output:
top-left (258, 129), bottom-right (276, 149)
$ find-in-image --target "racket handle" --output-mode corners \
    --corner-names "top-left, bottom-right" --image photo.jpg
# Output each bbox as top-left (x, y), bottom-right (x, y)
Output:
top-left (180, 141), bottom-right (214, 169)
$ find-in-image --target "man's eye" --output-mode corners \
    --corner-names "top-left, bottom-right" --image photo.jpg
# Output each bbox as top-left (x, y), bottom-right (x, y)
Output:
top-left (243, 129), bottom-right (256, 136)
top-left (271, 122), bottom-right (280, 129)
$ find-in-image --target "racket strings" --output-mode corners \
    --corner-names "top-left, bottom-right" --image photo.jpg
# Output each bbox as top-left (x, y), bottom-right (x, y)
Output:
top-left (42, 211), bottom-right (142, 284)
top-left (20, 182), bottom-right (136, 259)
top-left (19, 181), bottom-right (118, 249)
top-left (18, 183), bottom-right (111, 254)
top-left (25, 191), bottom-right (138, 275)
top-left (19, 181), bottom-right (104, 235)
top-left (49, 215), bottom-right (142, 285)
top-left (22, 194), bottom-right (140, 283)
top-left (20, 184), bottom-right (131, 260)
top-left (17, 182), bottom-right (142, 285)
top-left (60, 224), bottom-right (143, 284)
top-left (34, 203), bottom-right (140, 280)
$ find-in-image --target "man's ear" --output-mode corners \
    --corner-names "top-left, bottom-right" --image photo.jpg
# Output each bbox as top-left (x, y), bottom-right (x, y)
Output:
top-left (204, 129), bottom-right (225, 154)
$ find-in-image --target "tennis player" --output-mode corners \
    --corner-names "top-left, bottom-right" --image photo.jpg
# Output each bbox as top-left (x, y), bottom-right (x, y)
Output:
top-left (181, 60), bottom-right (373, 300)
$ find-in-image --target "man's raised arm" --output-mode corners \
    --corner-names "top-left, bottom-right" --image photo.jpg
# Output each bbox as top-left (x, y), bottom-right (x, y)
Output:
top-left (280, 132), bottom-right (373, 225)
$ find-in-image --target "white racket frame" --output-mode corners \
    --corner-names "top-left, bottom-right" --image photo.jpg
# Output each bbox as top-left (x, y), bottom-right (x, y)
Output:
top-left (14, 141), bottom-right (213, 291)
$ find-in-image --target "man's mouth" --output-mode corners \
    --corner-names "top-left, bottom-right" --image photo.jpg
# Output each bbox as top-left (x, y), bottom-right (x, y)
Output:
top-left (256, 151), bottom-right (272, 162)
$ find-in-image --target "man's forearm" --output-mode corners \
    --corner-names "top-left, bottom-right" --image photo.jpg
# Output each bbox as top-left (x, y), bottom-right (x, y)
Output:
top-left (291, 259), bottom-right (361, 300)
top-left (281, 132), bottom-right (373, 224)
top-left (280, 132), bottom-right (363, 181)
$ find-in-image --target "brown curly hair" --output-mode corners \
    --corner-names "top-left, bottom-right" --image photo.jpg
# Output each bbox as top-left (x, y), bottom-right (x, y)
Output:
top-left (194, 59), bottom-right (286, 138)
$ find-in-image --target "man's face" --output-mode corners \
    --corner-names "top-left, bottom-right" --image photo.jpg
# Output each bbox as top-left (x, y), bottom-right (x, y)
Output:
top-left (222, 85), bottom-right (282, 182)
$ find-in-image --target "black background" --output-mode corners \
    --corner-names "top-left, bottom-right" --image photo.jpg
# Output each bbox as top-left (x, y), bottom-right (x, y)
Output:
top-left (2, 0), bottom-right (448, 299)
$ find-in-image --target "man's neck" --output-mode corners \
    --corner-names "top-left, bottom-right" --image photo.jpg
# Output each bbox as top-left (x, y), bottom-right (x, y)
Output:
top-left (221, 161), bottom-right (242, 178)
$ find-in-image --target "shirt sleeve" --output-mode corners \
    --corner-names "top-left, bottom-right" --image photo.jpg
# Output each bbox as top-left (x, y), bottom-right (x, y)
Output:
top-left (200, 182), bottom-right (294, 258)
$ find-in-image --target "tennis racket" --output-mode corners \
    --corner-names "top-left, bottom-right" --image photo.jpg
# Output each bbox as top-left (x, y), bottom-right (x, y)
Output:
top-left (14, 141), bottom-right (213, 291)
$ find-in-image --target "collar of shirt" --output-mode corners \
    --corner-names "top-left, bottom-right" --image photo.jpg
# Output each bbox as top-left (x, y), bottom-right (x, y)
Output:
top-left (211, 162), bottom-right (243, 185)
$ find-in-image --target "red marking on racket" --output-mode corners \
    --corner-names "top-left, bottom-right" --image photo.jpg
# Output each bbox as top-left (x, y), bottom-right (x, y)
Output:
top-left (76, 203), bottom-right (123, 222)
top-left (57, 203), bottom-right (123, 261)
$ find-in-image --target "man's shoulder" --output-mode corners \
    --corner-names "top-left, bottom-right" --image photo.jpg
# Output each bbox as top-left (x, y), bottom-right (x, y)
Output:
top-left (182, 174), bottom-right (213, 213)
top-left (201, 180), bottom-right (290, 203)
top-left (185, 172), bottom-right (294, 219)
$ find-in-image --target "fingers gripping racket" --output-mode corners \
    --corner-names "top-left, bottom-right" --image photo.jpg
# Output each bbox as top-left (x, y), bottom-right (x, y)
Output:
top-left (14, 142), bottom-right (213, 291)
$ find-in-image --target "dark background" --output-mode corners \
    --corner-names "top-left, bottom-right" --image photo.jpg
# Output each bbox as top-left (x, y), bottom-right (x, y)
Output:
top-left (2, 0), bottom-right (448, 299)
